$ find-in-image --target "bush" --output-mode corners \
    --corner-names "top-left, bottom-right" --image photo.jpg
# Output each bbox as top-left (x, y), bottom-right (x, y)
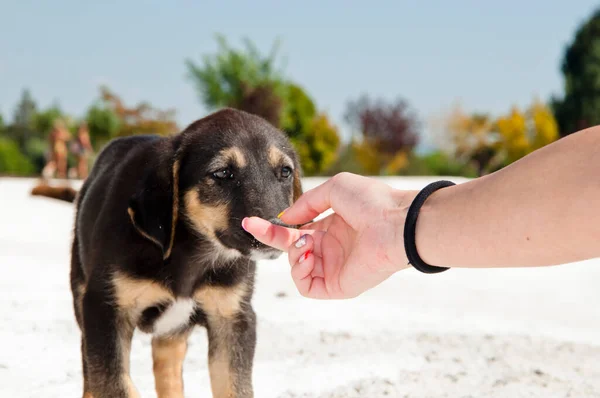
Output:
top-left (398, 151), bottom-right (478, 177)
top-left (24, 137), bottom-right (48, 174)
top-left (289, 113), bottom-right (340, 176)
top-left (281, 83), bottom-right (317, 140)
top-left (323, 141), bottom-right (381, 176)
top-left (0, 138), bottom-right (35, 176)
top-left (280, 85), bottom-right (340, 176)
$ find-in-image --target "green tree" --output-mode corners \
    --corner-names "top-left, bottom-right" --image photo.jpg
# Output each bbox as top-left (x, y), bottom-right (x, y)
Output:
top-left (98, 86), bottom-right (179, 138)
top-left (281, 83), bottom-right (317, 140)
top-left (33, 103), bottom-right (66, 138)
top-left (0, 111), bottom-right (5, 132)
top-left (186, 34), bottom-right (287, 125)
top-left (6, 88), bottom-right (37, 150)
top-left (12, 89), bottom-right (37, 128)
top-left (185, 36), bottom-right (341, 175)
top-left (551, 8), bottom-right (600, 136)
top-left (447, 100), bottom-right (559, 176)
top-left (85, 103), bottom-right (121, 148)
top-left (280, 84), bottom-right (340, 175)
top-left (290, 113), bottom-right (341, 176)
top-left (0, 137), bottom-right (35, 176)
top-left (83, 86), bottom-right (178, 151)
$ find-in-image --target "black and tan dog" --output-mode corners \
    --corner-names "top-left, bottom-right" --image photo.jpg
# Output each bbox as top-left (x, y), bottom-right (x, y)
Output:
top-left (70, 108), bottom-right (303, 398)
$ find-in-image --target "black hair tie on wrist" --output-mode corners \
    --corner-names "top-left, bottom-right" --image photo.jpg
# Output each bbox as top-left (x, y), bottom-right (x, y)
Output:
top-left (403, 180), bottom-right (456, 274)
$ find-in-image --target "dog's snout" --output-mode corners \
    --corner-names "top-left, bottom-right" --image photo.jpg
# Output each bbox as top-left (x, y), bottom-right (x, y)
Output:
top-left (245, 202), bottom-right (283, 222)
top-left (248, 206), bottom-right (265, 219)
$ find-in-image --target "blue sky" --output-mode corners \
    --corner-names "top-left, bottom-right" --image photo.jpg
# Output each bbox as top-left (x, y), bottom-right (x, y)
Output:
top-left (1, 1), bottom-right (598, 150)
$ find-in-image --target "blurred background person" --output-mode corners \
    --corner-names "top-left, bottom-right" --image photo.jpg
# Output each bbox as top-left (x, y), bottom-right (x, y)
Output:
top-left (42, 119), bottom-right (71, 179)
top-left (70, 122), bottom-right (93, 179)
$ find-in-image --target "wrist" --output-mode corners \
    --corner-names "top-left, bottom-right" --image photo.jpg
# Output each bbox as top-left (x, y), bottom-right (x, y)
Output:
top-left (413, 182), bottom-right (458, 267)
top-left (388, 189), bottom-right (419, 272)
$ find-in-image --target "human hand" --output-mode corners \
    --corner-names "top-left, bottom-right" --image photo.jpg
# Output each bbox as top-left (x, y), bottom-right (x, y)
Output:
top-left (242, 172), bottom-right (417, 299)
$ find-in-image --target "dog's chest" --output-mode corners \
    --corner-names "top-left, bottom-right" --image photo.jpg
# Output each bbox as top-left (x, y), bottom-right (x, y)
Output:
top-left (151, 298), bottom-right (196, 336)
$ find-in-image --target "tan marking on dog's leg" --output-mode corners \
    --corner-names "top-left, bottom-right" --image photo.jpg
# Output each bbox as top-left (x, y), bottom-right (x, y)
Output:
top-left (209, 350), bottom-right (234, 398)
top-left (77, 283), bottom-right (86, 297)
top-left (83, 284), bottom-right (142, 398)
top-left (183, 190), bottom-right (229, 240)
top-left (112, 276), bottom-right (178, 398)
top-left (119, 317), bottom-right (141, 398)
top-left (207, 311), bottom-right (256, 398)
top-left (87, 316), bottom-right (139, 397)
top-left (197, 283), bottom-right (253, 397)
top-left (74, 282), bottom-right (87, 327)
top-left (193, 283), bottom-right (248, 319)
top-left (152, 333), bottom-right (189, 398)
top-left (112, 271), bottom-right (173, 310)
top-left (75, 284), bottom-right (93, 398)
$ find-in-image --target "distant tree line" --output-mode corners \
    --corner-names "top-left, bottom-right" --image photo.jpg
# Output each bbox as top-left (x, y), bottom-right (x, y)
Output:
top-left (2, 8), bottom-right (600, 178)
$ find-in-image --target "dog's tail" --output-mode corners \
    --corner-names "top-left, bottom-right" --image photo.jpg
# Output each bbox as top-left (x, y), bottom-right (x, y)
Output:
top-left (30, 182), bottom-right (78, 204)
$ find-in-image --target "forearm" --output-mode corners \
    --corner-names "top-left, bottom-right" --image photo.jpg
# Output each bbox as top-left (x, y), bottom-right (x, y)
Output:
top-left (414, 126), bottom-right (600, 268)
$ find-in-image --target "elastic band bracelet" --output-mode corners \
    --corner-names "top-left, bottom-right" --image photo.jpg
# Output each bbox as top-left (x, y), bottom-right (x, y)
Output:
top-left (403, 180), bottom-right (456, 274)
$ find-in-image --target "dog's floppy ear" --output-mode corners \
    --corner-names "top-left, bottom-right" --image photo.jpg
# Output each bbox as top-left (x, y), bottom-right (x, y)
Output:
top-left (293, 169), bottom-right (303, 202)
top-left (128, 141), bottom-right (180, 260)
top-left (292, 158), bottom-right (304, 203)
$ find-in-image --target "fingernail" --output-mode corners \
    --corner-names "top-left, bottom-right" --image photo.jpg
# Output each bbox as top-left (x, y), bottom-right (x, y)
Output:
top-left (241, 218), bottom-right (249, 232)
top-left (299, 250), bottom-right (311, 263)
top-left (277, 210), bottom-right (285, 219)
top-left (294, 234), bottom-right (307, 248)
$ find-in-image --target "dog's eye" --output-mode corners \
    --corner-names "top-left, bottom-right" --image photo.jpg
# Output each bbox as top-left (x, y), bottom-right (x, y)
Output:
top-left (281, 166), bottom-right (292, 178)
top-left (213, 169), bottom-right (234, 180)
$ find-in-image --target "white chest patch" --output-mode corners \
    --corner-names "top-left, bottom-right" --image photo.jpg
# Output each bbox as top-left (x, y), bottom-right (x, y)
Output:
top-left (153, 298), bottom-right (196, 336)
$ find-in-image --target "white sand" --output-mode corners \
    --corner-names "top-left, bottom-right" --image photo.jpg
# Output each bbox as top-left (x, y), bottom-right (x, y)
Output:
top-left (1, 176), bottom-right (599, 397)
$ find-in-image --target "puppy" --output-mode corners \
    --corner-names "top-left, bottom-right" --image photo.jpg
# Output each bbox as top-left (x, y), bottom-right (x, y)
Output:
top-left (70, 108), bottom-right (303, 398)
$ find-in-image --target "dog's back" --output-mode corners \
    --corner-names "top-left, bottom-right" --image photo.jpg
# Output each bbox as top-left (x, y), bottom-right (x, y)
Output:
top-left (71, 135), bottom-right (162, 289)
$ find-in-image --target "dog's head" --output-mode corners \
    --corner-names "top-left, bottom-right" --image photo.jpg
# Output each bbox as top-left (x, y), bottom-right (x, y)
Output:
top-left (128, 108), bottom-right (303, 262)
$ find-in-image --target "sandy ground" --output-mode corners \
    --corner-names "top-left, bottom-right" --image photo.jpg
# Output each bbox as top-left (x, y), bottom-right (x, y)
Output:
top-left (1, 176), bottom-right (600, 398)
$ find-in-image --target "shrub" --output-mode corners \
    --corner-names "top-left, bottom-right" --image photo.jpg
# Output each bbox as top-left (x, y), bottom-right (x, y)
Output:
top-left (0, 138), bottom-right (35, 176)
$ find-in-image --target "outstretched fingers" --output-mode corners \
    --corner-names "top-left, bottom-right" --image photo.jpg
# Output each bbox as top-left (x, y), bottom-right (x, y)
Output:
top-left (288, 233), bottom-right (330, 299)
top-left (242, 217), bottom-right (333, 299)
top-left (242, 217), bottom-right (311, 252)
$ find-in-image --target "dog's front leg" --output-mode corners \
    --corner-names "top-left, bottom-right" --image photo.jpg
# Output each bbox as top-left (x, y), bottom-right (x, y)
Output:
top-left (204, 301), bottom-right (256, 398)
top-left (82, 286), bottom-right (139, 398)
top-left (195, 282), bottom-right (256, 398)
top-left (152, 331), bottom-right (191, 398)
